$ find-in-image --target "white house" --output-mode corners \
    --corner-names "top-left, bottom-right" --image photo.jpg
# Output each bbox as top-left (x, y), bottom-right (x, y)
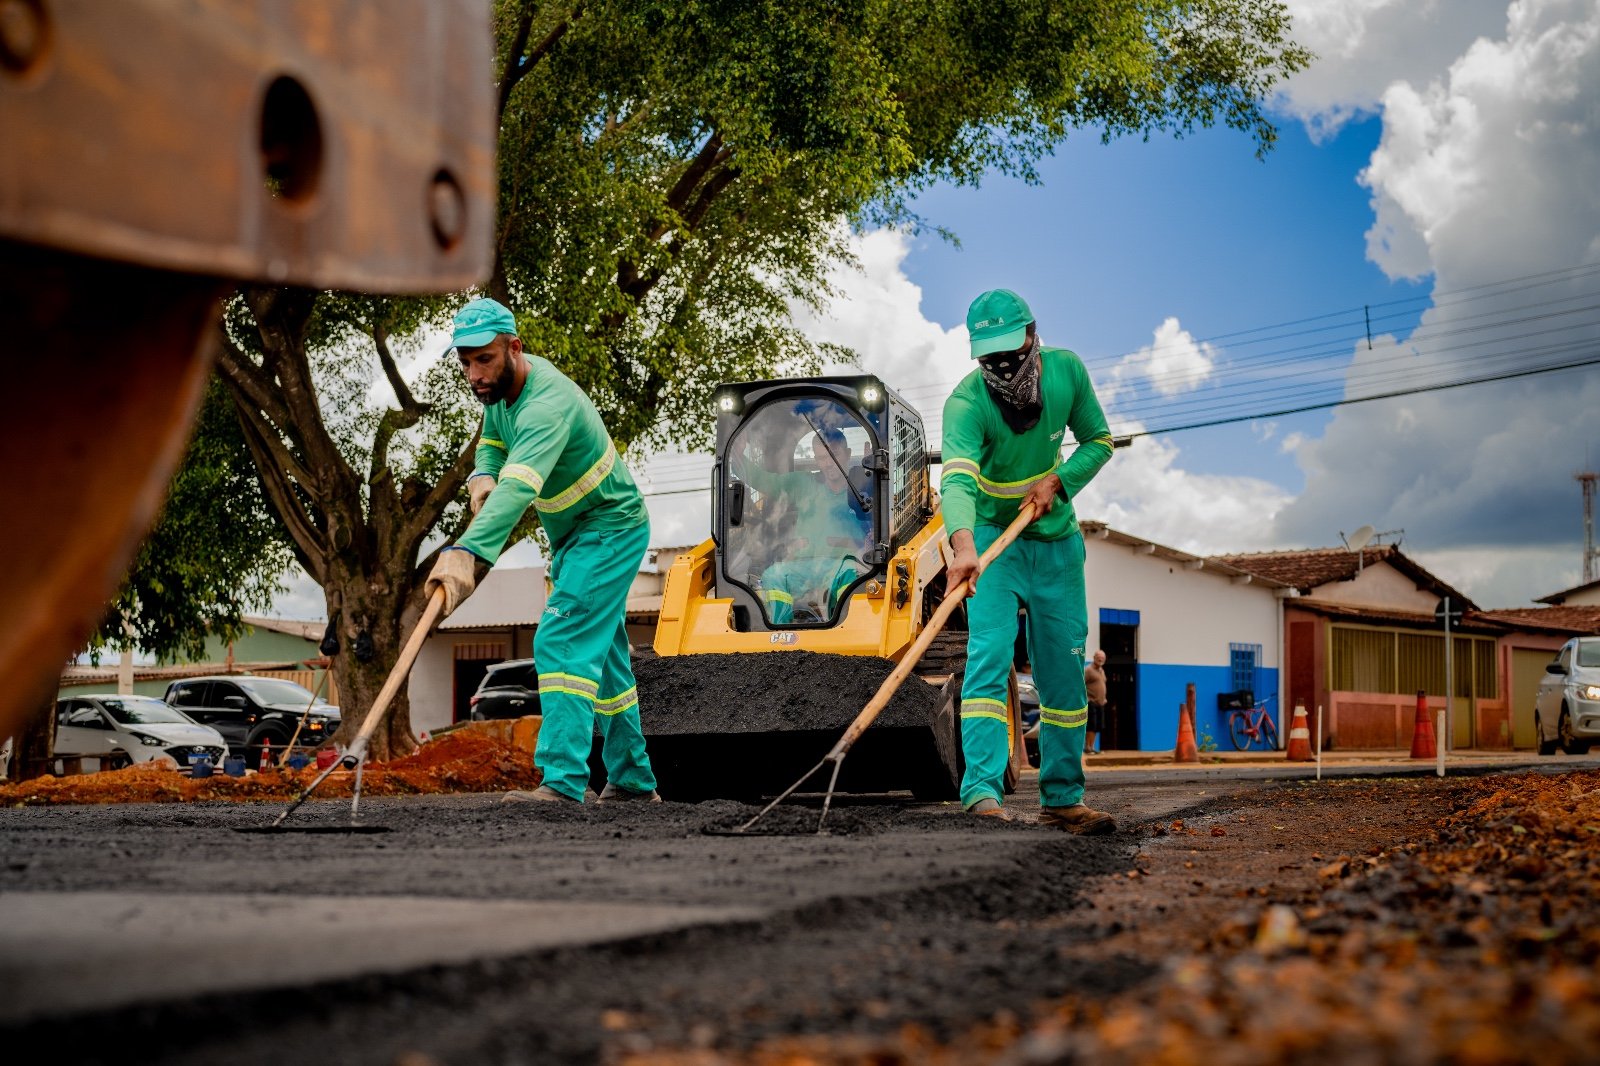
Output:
top-left (409, 567), bottom-right (546, 736)
top-left (1080, 521), bottom-right (1290, 750)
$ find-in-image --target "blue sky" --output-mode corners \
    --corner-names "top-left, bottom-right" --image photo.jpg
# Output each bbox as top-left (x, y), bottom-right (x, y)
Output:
top-left (891, 115), bottom-right (1431, 492)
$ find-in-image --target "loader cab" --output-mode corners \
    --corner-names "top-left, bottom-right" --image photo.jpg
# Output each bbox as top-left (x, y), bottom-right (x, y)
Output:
top-left (712, 376), bottom-right (930, 631)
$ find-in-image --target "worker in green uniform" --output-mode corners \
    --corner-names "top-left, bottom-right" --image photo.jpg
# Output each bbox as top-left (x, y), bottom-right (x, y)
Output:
top-left (940, 289), bottom-right (1116, 833)
top-left (425, 297), bottom-right (659, 805)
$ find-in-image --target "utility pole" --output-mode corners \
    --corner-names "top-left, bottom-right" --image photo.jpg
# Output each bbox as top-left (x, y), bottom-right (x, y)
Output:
top-left (1580, 471), bottom-right (1599, 584)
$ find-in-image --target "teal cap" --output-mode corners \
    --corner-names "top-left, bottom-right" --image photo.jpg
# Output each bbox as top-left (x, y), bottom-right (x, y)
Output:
top-left (966, 289), bottom-right (1033, 358)
top-left (450, 297), bottom-right (517, 350)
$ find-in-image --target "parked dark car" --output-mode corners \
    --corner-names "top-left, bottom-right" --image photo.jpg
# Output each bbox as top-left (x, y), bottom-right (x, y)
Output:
top-left (164, 675), bottom-right (339, 766)
top-left (471, 659), bottom-right (541, 720)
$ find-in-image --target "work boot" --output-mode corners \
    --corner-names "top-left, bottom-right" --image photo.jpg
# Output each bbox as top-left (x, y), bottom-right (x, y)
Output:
top-left (597, 782), bottom-right (662, 804)
top-left (1039, 803), bottom-right (1116, 835)
top-left (502, 785), bottom-right (580, 804)
top-left (967, 797), bottom-right (1014, 822)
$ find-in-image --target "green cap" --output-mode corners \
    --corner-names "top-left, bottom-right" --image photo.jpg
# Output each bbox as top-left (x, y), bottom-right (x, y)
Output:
top-left (966, 289), bottom-right (1033, 358)
top-left (450, 297), bottom-right (517, 350)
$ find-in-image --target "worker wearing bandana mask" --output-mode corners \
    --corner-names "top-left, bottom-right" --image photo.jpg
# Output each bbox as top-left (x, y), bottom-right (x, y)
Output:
top-left (939, 289), bottom-right (1117, 832)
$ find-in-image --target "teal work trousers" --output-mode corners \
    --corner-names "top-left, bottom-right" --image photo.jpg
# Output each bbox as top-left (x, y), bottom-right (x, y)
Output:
top-left (533, 521), bottom-right (657, 801)
top-left (960, 526), bottom-right (1089, 810)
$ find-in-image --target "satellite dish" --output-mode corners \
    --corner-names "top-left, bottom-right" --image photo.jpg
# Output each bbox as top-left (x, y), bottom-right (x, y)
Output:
top-left (1344, 525), bottom-right (1376, 552)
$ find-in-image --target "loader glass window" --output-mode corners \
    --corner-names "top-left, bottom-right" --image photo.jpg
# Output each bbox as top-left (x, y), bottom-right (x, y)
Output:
top-left (725, 398), bottom-right (877, 627)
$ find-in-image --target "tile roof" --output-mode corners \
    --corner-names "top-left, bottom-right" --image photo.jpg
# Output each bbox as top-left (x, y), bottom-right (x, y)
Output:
top-left (1210, 545), bottom-right (1477, 609)
top-left (1536, 577), bottom-right (1600, 605)
top-left (1469, 606), bottom-right (1600, 635)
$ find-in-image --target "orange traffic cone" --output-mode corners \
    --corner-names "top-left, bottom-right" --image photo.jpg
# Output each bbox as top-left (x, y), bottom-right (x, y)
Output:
top-left (1285, 703), bottom-right (1314, 762)
top-left (1173, 703), bottom-right (1199, 763)
top-left (259, 738), bottom-right (272, 771)
top-left (1408, 690), bottom-right (1436, 759)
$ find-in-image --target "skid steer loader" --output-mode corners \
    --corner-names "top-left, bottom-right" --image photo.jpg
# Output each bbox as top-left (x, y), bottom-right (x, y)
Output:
top-left (641, 375), bottom-right (1027, 801)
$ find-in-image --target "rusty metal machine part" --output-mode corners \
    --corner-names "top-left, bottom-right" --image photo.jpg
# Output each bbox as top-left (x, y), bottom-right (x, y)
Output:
top-left (0, 0), bottom-right (494, 744)
top-left (0, 0), bottom-right (495, 291)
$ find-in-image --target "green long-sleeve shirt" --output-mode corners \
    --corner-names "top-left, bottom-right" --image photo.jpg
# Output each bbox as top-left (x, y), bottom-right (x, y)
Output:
top-left (458, 356), bottom-right (646, 563)
top-left (938, 347), bottom-right (1114, 542)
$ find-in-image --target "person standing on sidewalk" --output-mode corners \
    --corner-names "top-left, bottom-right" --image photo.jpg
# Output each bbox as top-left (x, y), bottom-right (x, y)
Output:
top-left (941, 288), bottom-right (1117, 833)
top-left (425, 297), bottom-right (660, 805)
top-left (1084, 649), bottom-right (1108, 755)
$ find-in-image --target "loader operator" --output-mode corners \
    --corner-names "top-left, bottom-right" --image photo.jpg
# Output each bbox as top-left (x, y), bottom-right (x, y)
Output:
top-left (425, 297), bottom-right (660, 805)
top-left (941, 289), bottom-right (1117, 833)
top-left (739, 425), bottom-right (873, 623)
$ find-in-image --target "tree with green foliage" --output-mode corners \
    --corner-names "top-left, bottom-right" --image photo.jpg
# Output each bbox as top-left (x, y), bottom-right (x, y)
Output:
top-left (131, 0), bottom-right (1309, 758)
top-left (88, 381), bottom-right (294, 664)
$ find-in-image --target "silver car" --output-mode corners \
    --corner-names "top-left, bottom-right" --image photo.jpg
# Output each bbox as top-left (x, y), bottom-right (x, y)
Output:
top-left (1535, 637), bottom-right (1600, 755)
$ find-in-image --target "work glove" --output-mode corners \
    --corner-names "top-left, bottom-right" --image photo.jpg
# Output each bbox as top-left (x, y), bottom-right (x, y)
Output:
top-left (425, 547), bottom-right (477, 617)
top-left (468, 474), bottom-right (496, 515)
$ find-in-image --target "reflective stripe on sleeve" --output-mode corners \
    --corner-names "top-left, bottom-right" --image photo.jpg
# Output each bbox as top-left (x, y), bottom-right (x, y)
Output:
top-left (480, 437), bottom-right (507, 450)
top-left (501, 463), bottom-right (545, 493)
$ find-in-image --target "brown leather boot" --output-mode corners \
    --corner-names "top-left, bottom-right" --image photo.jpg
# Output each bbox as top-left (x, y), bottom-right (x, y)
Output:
top-left (967, 797), bottom-right (1014, 822)
top-left (1039, 802), bottom-right (1116, 835)
top-left (502, 785), bottom-right (581, 804)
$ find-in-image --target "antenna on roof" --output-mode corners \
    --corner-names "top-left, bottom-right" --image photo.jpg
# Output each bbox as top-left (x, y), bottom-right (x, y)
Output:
top-left (1339, 525), bottom-right (1402, 573)
top-left (1341, 525), bottom-right (1376, 553)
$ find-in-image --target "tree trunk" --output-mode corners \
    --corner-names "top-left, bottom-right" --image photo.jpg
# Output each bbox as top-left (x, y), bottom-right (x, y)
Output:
top-left (323, 559), bottom-right (430, 763)
top-left (11, 684), bottom-right (57, 781)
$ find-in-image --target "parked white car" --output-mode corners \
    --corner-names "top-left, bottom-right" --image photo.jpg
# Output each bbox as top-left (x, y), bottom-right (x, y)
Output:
top-left (1535, 637), bottom-right (1600, 756)
top-left (54, 695), bottom-right (230, 769)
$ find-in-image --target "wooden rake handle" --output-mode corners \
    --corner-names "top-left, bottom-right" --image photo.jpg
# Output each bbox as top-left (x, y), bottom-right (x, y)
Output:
top-left (825, 503), bottom-right (1037, 760)
top-left (348, 586), bottom-right (448, 757)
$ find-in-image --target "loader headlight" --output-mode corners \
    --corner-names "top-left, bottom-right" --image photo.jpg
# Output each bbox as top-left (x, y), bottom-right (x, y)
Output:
top-left (859, 384), bottom-right (883, 410)
top-left (715, 390), bottom-right (742, 415)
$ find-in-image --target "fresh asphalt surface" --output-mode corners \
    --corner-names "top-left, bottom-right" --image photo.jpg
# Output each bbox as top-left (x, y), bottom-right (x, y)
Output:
top-left (1, 751), bottom-right (1593, 1063)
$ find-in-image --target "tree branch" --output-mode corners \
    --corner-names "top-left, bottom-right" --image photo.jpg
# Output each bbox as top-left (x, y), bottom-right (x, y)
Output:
top-left (215, 328), bottom-right (294, 430)
top-left (373, 322), bottom-right (424, 416)
top-left (399, 435), bottom-right (478, 556)
top-left (231, 396), bottom-right (327, 584)
top-left (497, 6), bottom-right (580, 119)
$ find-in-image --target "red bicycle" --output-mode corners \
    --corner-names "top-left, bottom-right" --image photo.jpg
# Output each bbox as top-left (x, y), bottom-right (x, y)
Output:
top-left (1227, 695), bottom-right (1279, 751)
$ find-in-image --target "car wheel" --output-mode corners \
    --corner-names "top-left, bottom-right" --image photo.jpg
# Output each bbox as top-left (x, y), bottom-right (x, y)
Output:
top-left (1560, 706), bottom-right (1592, 756)
top-left (1536, 710), bottom-right (1559, 755)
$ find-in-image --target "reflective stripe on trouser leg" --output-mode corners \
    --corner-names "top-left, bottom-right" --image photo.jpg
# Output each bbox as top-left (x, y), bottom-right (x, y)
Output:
top-left (594, 572), bottom-right (656, 794)
top-left (533, 521), bottom-right (655, 801)
top-left (958, 523), bottom-right (1024, 810)
top-left (1025, 532), bottom-right (1089, 808)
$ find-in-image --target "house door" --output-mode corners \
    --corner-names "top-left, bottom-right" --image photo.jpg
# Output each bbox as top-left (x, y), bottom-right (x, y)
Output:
top-left (1100, 621), bottom-right (1138, 750)
top-left (1510, 647), bottom-right (1553, 749)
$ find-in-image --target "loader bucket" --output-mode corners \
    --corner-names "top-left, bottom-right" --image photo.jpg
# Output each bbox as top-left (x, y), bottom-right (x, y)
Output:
top-left (609, 651), bottom-right (962, 803)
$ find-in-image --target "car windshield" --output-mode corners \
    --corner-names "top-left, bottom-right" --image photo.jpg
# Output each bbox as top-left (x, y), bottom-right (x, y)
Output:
top-left (236, 678), bottom-right (322, 706)
top-left (1577, 640), bottom-right (1600, 668)
top-left (98, 698), bottom-right (191, 725)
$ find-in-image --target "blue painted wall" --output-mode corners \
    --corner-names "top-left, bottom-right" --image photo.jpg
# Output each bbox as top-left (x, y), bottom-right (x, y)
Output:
top-left (1136, 664), bottom-right (1280, 751)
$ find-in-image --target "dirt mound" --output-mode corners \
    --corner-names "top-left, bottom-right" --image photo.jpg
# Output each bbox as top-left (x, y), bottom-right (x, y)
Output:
top-left (0, 729), bottom-right (539, 807)
top-left (636, 651), bottom-right (942, 734)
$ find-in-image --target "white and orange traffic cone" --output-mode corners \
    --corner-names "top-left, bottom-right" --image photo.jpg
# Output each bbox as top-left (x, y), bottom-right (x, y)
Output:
top-left (1285, 703), bottom-right (1314, 762)
top-left (1173, 703), bottom-right (1199, 763)
top-left (259, 738), bottom-right (272, 771)
top-left (1408, 690), bottom-right (1436, 759)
